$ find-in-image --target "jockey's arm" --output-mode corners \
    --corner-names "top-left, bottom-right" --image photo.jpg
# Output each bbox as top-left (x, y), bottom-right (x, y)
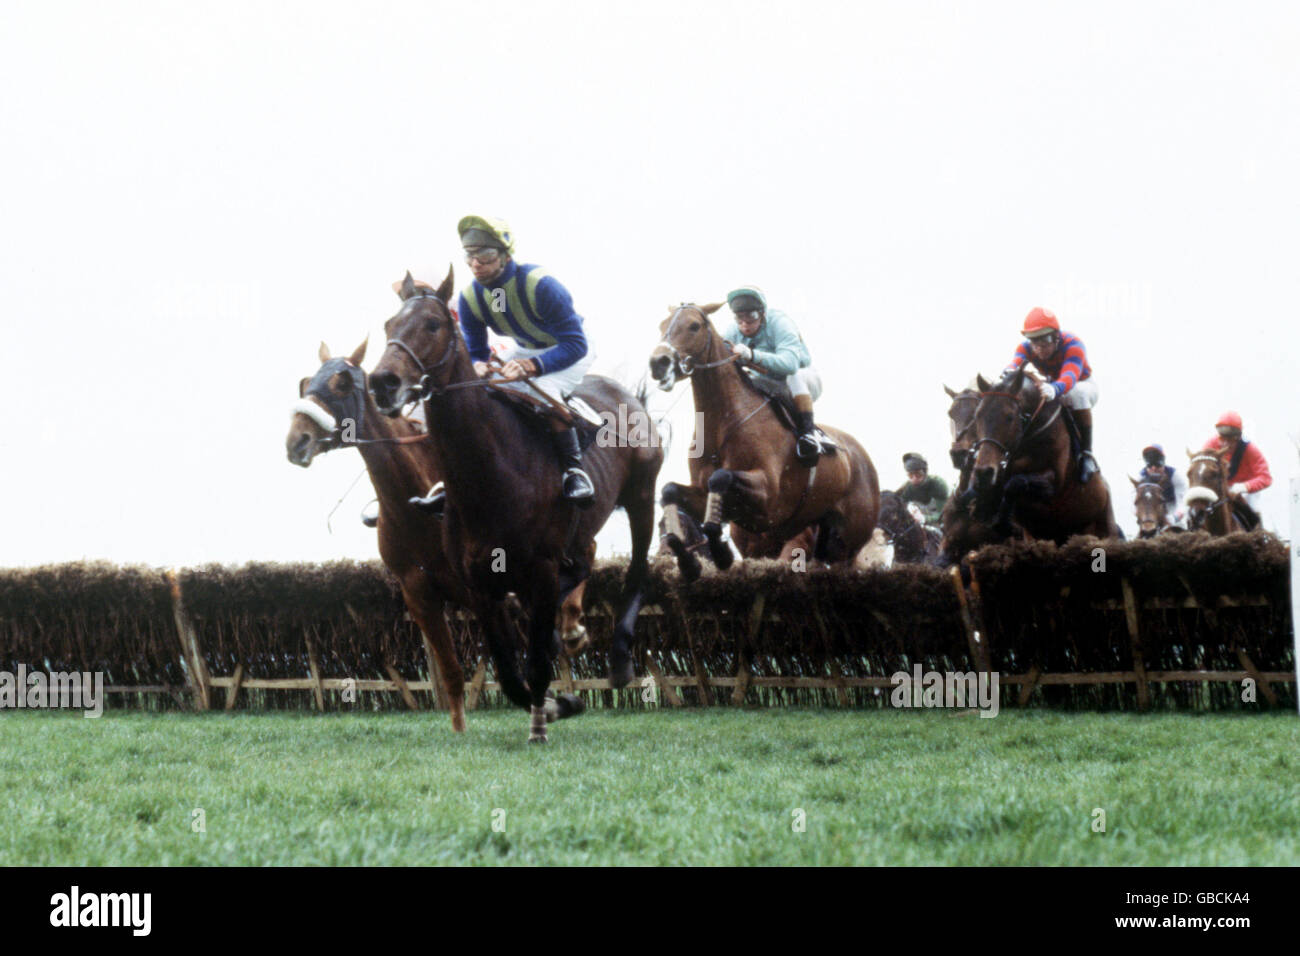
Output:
top-left (1050, 337), bottom-right (1089, 398)
top-left (1239, 444), bottom-right (1273, 493)
top-left (747, 313), bottom-right (804, 377)
top-left (525, 276), bottom-right (588, 375)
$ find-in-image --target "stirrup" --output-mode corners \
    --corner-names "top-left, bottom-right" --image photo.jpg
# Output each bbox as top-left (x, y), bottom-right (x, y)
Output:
top-left (360, 500), bottom-right (380, 528)
top-left (562, 467), bottom-right (596, 507)
top-left (408, 481), bottom-right (446, 518)
top-left (796, 432), bottom-right (822, 464)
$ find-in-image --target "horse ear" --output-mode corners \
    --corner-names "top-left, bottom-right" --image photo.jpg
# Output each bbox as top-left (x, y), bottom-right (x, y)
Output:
top-left (299, 377), bottom-right (310, 398)
top-left (437, 264), bottom-right (455, 303)
top-left (701, 302), bottom-right (725, 315)
top-left (1186, 447), bottom-right (1196, 460)
top-left (318, 341), bottom-right (331, 364)
top-left (1129, 475), bottom-right (1139, 488)
top-left (944, 385), bottom-right (958, 398)
top-left (1011, 366), bottom-right (1026, 390)
top-left (399, 271), bottom-right (417, 301)
top-left (975, 374), bottom-right (990, 392)
top-left (348, 336), bottom-right (368, 367)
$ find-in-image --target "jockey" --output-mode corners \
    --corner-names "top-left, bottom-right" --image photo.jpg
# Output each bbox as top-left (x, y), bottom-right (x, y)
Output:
top-left (1137, 444), bottom-right (1187, 526)
top-left (722, 286), bottom-right (827, 464)
top-left (1003, 306), bottom-right (1100, 483)
top-left (410, 215), bottom-right (597, 516)
top-left (895, 453), bottom-right (950, 529)
top-left (1198, 411), bottom-right (1272, 522)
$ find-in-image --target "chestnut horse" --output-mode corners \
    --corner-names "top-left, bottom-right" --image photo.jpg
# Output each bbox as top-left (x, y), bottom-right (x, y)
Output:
top-left (369, 272), bottom-right (662, 743)
top-left (969, 368), bottom-right (1119, 542)
top-left (1184, 450), bottom-right (1249, 535)
top-left (285, 337), bottom-right (594, 733)
top-left (648, 303), bottom-right (879, 580)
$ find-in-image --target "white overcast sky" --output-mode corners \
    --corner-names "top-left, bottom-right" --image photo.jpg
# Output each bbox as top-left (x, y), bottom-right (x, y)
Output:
top-left (1, 0), bottom-right (1297, 567)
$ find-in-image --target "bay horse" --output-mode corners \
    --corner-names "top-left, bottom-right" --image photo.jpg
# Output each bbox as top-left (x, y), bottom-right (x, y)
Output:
top-left (647, 303), bottom-right (879, 581)
top-left (938, 382), bottom-right (1019, 566)
top-left (876, 491), bottom-right (942, 565)
top-left (1130, 477), bottom-right (1179, 537)
top-left (369, 272), bottom-right (662, 742)
top-left (285, 336), bottom-right (594, 733)
top-left (1184, 450), bottom-right (1250, 535)
top-left (969, 368), bottom-right (1119, 542)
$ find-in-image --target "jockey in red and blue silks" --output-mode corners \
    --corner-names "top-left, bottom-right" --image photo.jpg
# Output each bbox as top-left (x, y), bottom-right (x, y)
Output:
top-left (1003, 306), bottom-right (1099, 483)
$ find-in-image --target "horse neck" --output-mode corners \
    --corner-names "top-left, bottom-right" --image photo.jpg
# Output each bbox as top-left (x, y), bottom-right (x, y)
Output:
top-left (688, 334), bottom-right (770, 448)
top-left (351, 388), bottom-right (434, 510)
top-left (420, 349), bottom-right (522, 510)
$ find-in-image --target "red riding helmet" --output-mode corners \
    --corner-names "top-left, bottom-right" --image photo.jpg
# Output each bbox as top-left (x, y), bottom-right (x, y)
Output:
top-left (1215, 410), bottom-right (1243, 431)
top-left (1021, 307), bottom-right (1060, 339)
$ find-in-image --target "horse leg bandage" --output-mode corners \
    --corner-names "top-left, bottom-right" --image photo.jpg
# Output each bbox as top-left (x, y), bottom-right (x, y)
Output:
top-left (529, 706), bottom-right (548, 743)
top-left (704, 492), bottom-right (724, 530)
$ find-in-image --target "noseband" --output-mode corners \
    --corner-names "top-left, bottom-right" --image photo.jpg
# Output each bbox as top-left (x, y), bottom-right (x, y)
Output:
top-left (655, 305), bottom-right (740, 381)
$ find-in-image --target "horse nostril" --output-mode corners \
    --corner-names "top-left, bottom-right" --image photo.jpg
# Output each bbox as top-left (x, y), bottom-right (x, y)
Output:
top-left (649, 356), bottom-right (668, 378)
top-left (371, 372), bottom-right (398, 401)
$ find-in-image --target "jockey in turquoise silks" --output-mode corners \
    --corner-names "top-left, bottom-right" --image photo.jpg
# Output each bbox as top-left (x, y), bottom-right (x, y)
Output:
top-left (722, 286), bottom-right (827, 464)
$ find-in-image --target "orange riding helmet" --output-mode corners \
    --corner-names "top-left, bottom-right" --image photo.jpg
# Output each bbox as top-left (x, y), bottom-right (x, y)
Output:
top-left (1021, 307), bottom-right (1060, 339)
top-left (1215, 410), bottom-right (1243, 431)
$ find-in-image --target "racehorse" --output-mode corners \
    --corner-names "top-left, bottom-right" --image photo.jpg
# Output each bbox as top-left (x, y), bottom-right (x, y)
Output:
top-left (969, 368), bottom-right (1119, 542)
top-left (876, 491), bottom-right (941, 565)
top-left (285, 338), bottom-right (594, 733)
top-left (369, 271), bottom-right (662, 742)
top-left (648, 303), bottom-right (879, 581)
top-left (1130, 477), bottom-right (1178, 537)
top-left (1184, 450), bottom-right (1250, 535)
top-left (938, 382), bottom-right (1019, 565)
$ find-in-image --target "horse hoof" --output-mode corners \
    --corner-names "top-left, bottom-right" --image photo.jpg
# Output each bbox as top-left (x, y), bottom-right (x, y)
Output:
top-left (560, 623), bottom-right (590, 657)
top-left (709, 539), bottom-right (735, 570)
top-left (528, 733), bottom-right (548, 744)
top-left (701, 521), bottom-right (721, 540)
top-left (608, 653), bottom-right (635, 690)
top-left (556, 693), bottom-right (586, 718)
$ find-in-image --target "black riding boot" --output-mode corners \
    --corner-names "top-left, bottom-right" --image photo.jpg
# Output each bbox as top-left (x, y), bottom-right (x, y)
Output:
top-left (409, 481), bottom-right (446, 518)
top-left (554, 427), bottom-right (595, 507)
top-left (794, 411), bottom-right (822, 465)
top-left (1075, 409), bottom-right (1098, 483)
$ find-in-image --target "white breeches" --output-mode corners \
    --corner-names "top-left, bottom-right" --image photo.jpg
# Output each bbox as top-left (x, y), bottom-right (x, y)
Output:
top-left (785, 366), bottom-right (822, 402)
top-left (1062, 377), bottom-right (1098, 410)
top-left (492, 341), bottom-right (596, 402)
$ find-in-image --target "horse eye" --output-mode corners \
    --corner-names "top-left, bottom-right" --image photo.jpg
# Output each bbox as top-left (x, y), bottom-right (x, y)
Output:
top-left (425, 318), bottom-right (440, 333)
top-left (688, 322), bottom-right (701, 332)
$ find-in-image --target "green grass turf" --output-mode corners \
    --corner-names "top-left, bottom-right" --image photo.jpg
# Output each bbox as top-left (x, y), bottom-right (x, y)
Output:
top-left (0, 709), bottom-right (1295, 865)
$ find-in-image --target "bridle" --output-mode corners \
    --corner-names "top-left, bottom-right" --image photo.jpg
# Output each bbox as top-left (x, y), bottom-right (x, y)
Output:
top-left (1133, 480), bottom-right (1168, 535)
top-left (655, 304), bottom-right (740, 385)
top-left (1186, 453), bottom-right (1231, 528)
top-left (296, 359), bottom-right (428, 449)
top-left (384, 290), bottom-right (511, 400)
top-left (970, 387), bottom-right (1060, 473)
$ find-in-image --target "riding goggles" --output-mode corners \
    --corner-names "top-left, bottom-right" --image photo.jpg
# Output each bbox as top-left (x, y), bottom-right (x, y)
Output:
top-left (464, 247), bottom-right (502, 265)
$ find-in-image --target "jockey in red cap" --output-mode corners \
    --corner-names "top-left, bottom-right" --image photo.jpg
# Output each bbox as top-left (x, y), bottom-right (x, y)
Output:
top-left (1003, 307), bottom-right (1099, 482)
top-left (1197, 411), bottom-right (1272, 523)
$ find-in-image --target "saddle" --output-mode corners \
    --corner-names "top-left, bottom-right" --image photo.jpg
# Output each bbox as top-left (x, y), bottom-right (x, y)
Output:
top-left (485, 379), bottom-right (604, 449)
top-left (1232, 497), bottom-right (1261, 531)
top-left (742, 372), bottom-right (840, 454)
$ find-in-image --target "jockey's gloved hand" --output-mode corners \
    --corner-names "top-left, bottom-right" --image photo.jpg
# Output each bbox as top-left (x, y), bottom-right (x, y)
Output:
top-left (1037, 382), bottom-right (1056, 401)
top-left (732, 343), bottom-right (752, 361)
top-left (473, 361), bottom-right (491, 377)
top-left (1229, 483), bottom-right (1248, 496)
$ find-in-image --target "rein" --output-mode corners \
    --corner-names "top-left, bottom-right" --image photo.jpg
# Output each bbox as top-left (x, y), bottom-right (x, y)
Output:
top-left (970, 389), bottom-right (1059, 467)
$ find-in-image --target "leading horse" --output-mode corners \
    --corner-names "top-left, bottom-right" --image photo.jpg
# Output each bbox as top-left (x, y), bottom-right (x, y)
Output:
top-left (648, 303), bottom-right (879, 580)
top-left (370, 272), bottom-right (662, 742)
top-left (969, 368), bottom-right (1119, 542)
top-left (285, 333), bottom-right (594, 733)
top-left (937, 382), bottom-right (1020, 566)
